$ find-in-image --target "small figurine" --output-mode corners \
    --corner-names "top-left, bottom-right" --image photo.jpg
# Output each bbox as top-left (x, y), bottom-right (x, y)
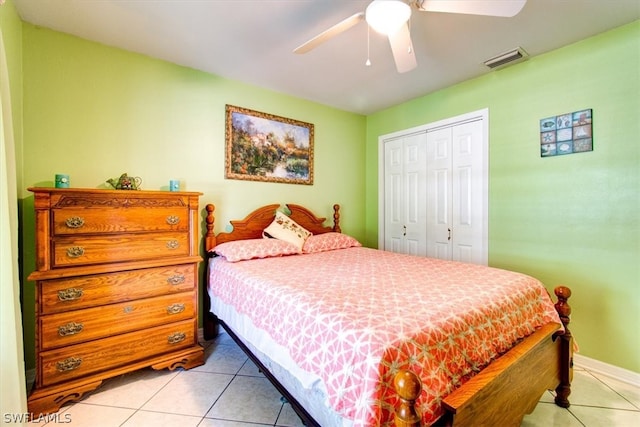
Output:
top-left (107, 173), bottom-right (142, 190)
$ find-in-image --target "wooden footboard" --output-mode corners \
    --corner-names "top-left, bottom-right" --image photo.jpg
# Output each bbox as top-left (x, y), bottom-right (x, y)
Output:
top-left (394, 286), bottom-right (573, 426)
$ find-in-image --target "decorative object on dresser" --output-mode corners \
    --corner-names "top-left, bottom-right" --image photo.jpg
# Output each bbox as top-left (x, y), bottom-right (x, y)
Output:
top-left (105, 173), bottom-right (142, 190)
top-left (27, 188), bottom-right (204, 416)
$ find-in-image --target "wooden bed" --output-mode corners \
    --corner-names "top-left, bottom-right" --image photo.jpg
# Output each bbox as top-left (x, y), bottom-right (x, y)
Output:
top-left (203, 203), bottom-right (573, 426)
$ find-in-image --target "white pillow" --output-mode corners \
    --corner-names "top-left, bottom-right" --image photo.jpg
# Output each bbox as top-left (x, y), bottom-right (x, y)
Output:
top-left (263, 211), bottom-right (312, 250)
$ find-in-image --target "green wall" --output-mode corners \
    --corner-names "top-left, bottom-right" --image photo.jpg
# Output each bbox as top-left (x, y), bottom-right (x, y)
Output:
top-left (19, 24), bottom-right (365, 369)
top-left (6, 3), bottom-right (639, 375)
top-left (365, 21), bottom-right (640, 373)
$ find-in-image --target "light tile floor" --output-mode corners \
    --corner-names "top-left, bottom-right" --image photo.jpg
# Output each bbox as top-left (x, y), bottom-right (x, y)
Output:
top-left (28, 331), bottom-right (640, 426)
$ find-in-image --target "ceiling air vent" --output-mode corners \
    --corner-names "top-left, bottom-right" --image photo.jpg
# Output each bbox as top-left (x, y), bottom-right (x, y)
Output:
top-left (483, 47), bottom-right (528, 69)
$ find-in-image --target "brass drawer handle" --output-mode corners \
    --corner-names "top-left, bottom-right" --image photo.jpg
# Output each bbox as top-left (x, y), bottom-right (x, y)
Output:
top-left (168, 332), bottom-right (186, 344)
top-left (166, 215), bottom-right (180, 225)
top-left (58, 288), bottom-right (84, 301)
top-left (167, 274), bottom-right (185, 285)
top-left (166, 240), bottom-right (179, 250)
top-left (65, 216), bottom-right (85, 228)
top-left (166, 303), bottom-right (185, 315)
top-left (66, 246), bottom-right (85, 258)
top-left (58, 322), bottom-right (84, 336)
top-left (56, 356), bottom-right (82, 372)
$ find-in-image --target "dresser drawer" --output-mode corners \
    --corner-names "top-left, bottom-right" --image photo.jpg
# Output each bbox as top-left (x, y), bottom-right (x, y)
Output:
top-left (39, 319), bottom-right (196, 387)
top-left (39, 264), bottom-right (196, 314)
top-left (52, 232), bottom-right (189, 267)
top-left (40, 292), bottom-right (196, 350)
top-left (52, 207), bottom-right (189, 236)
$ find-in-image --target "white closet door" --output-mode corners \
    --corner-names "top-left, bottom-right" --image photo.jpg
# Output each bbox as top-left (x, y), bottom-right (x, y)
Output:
top-left (426, 127), bottom-right (453, 260)
top-left (379, 109), bottom-right (488, 265)
top-left (384, 133), bottom-right (427, 256)
top-left (426, 119), bottom-right (485, 263)
top-left (384, 137), bottom-right (405, 253)
top-left (451, 120), bottom-right (485, 264)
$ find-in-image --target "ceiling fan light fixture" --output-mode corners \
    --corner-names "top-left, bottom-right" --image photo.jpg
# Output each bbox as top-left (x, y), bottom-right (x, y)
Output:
top-left (366, 0), bottom-right (412, 35)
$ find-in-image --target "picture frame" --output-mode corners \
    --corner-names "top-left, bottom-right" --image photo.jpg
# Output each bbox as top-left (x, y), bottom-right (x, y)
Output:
top-left (540, 108), bottom-right (593, 157)
top-left (225, 105), bottom-right (314, 185)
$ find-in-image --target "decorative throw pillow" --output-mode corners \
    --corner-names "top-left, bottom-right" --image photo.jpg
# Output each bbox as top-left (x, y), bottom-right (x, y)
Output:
top-left (213, 238), bottom-right (300, 262)
top-left (302, 232), bottom-right (362, 254)
top-left (263, 210), bottom-right (312, 250)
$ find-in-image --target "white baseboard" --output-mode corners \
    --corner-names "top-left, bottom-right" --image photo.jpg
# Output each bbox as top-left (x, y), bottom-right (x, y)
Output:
top-left (574, 354), bottom-right (640, 387)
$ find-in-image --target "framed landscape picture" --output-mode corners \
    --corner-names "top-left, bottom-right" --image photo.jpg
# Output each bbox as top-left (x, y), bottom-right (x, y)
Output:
top-left (225, 105), bottom-right (314, 185)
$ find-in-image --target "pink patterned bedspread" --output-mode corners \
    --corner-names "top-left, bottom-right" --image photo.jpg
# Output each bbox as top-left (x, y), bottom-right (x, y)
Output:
top-left (208, 247), bottom-right (562, 426)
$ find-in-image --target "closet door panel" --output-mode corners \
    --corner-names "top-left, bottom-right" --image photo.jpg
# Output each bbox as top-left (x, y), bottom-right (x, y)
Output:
top-left (427, 127), bottom-right (453, 260)
top-left (452, 120), bottom-right (485, 264)
top-left (403, 133), bottom-right (427, 256)
top-left (383, 133), bottom-right (427, 255)
top-left (384, 139), bottom-right (405, 251)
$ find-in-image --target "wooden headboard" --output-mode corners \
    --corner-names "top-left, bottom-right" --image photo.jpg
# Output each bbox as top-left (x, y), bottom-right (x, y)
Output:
top-left (204, 203), bottom-right (341, 251)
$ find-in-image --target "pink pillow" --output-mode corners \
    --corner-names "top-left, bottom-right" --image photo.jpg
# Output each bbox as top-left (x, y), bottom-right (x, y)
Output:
top-left (213, 239), bottom-right (300, 262)
top-left (302, 232), bottom-right (361, 254)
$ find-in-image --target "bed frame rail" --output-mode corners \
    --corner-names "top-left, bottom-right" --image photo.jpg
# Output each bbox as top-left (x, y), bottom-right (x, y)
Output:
top-left (394, 286), bottom-right (573, 426)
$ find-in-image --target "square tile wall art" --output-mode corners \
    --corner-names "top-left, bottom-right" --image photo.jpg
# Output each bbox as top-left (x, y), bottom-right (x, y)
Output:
top-left (540, 109), bottom-right (593, 157)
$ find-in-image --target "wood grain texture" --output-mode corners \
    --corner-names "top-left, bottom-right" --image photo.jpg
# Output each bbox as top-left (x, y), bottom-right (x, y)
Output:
top-left (204, 202), bottom-right (340, 250)
top-left (27, 188), bottom-right (205, 417)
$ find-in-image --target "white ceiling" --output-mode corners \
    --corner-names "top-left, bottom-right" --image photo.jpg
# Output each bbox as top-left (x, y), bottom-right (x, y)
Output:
top-left (12, 0), bottom-right (640, 115)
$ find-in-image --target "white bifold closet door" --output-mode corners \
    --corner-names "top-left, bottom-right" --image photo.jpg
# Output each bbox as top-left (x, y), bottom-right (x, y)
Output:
top-left (380, 109), bottom-right (488, 265)
top-left (383, 132), bottom-right (428, 256)
top-left (426, 119), bottom-right (485, 264)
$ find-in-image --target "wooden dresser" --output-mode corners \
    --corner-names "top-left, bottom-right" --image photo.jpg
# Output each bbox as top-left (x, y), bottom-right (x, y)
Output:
top-left (27, 188), bottom-right (204, 415)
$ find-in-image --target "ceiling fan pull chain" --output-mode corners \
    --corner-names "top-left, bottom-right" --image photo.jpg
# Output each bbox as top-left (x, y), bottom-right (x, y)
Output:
top-left (366, 25), bottom-right (372, 66)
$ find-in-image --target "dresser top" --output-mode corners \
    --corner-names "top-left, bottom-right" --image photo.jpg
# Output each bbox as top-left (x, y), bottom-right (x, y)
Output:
top-left (28, 187), bottom-right (203, 196)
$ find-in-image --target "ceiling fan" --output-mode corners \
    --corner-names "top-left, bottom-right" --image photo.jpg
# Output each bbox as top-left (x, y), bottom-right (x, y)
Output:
top-left (294, 0), bottom-right (527, 73)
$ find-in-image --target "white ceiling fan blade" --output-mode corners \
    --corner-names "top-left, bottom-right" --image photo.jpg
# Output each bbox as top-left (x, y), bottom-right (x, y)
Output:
top-left (294, 12), bottom-right (365, 54)
top-left (417, 0), bottom-right (527, 18)
top-left (388, 23), bottom-right (417, 73)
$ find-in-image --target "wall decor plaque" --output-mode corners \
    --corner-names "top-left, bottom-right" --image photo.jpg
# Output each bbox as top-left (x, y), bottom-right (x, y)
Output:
top-left (540, 109), bottom-right (593, 157)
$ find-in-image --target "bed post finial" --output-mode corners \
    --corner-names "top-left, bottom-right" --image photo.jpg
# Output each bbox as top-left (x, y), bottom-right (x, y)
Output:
top-left (554, 285), bottom-right (573, 408)
top-left (205, 204), bottom-right (216, 251)
top-left (333, 204), bottom-right (341, 233)
top-left (394, 370), bottom-right (422, 427)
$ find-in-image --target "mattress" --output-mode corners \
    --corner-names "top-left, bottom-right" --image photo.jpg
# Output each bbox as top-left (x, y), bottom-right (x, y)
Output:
top-left (207, 246), bottom-right (562, 426)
